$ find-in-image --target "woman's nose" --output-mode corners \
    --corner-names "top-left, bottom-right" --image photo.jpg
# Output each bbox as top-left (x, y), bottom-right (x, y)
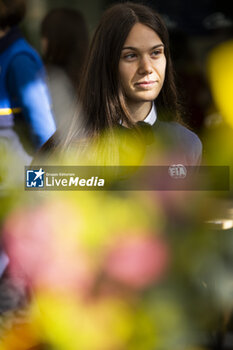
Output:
top-left (138, 56), bottom-right (153, 75)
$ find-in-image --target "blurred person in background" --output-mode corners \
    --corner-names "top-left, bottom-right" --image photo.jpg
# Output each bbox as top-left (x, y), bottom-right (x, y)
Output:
top-left (0, 0), bottom-right (56, 164)
top-left (0, 0), bottom-right (56, 311)
top-left (40, 8), bottom-right (89, 134)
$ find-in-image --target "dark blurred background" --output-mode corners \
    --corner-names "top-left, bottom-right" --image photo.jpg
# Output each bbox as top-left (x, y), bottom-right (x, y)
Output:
top-left (24, 0), bottom-right (233, 51)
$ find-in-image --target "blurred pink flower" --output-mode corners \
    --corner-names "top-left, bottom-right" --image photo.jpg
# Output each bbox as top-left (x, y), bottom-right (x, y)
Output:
top-left (3, 203), bottom-right (94, 294)
top-left (104, 234), bottom-right (169, 289)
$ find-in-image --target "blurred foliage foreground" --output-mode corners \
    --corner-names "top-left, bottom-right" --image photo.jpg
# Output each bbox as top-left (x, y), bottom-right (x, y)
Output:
top-left (0, 174), bottom-right (232, 350)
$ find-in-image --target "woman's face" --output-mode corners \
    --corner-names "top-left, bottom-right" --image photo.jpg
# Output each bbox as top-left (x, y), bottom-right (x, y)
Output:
top-left (119, 22), bottom-right (166, 113)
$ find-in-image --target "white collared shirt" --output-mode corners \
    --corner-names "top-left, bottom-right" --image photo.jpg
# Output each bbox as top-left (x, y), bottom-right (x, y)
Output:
top-left (119, 104), bottom-right (157, 126)
top-left (143, 103), bottom-right (157, 125)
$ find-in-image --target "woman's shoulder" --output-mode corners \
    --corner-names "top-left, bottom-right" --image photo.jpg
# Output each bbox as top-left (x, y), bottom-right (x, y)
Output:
top-left (32, 133), bottom-right (59, 165)
top-left (158, 120), bottom-right (202, 149)
top-left (156, 120), bottom-right (202, 165)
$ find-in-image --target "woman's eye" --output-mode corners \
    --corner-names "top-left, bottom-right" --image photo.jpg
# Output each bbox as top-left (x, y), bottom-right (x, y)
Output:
top-left (124, 53), bottom-right (136, 59)
top-left (151, 50), bottom-right (162, 57)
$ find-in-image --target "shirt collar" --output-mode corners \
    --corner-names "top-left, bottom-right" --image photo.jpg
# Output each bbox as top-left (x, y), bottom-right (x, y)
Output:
top-left (143, 103), bottom-right (157, 125)
top-left (119, 103), bottom-right (157, 126)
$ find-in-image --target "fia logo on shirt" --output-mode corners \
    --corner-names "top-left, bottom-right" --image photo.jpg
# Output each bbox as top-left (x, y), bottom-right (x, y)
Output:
top-left (168, 164), bottom-right (187, 179)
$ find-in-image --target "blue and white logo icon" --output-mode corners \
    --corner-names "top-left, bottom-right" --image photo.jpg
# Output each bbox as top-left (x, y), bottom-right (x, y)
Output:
top-left (26, 168), bottom-right (45, 188)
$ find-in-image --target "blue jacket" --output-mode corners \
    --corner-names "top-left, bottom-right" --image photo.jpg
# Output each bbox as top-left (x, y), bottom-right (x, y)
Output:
top-left (0, 27), bottom-right (56, 153)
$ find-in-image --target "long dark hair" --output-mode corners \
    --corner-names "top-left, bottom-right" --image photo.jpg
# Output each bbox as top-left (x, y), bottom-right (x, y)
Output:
top-left (40, 8), bottom-right (89, 93)
top-left (72, 2), bottom-right (180, 138)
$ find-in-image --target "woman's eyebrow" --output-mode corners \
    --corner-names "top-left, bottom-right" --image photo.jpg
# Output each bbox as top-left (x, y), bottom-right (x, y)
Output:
top-left (122, 44), bottom-right (164, 51)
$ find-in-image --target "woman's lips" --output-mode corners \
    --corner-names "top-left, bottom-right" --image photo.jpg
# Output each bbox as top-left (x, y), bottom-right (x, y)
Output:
top-left (135, 81), bottom-right (157, 88)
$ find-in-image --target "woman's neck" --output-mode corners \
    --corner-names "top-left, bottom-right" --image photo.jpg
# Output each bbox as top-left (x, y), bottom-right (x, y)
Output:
top-left (127, 101), bottom-right (152, 123)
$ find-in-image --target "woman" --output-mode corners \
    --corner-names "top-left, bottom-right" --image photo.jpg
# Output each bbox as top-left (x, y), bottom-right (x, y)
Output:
top-left (37, 2), bottom-right (202, 167)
